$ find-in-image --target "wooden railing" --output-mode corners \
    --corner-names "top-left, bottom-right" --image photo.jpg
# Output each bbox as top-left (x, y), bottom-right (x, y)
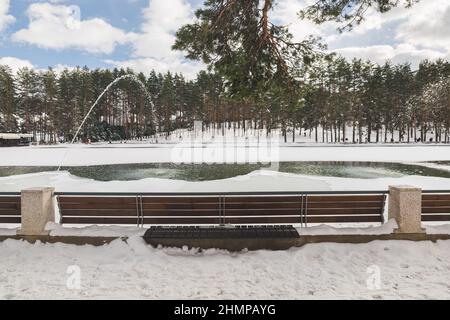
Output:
top-left (3, 189), bottom-right (450, 227)
top-left (422, 192), bottom-right (450, 222)
top-left (0, 194), bottom-right (21, 224)
top-left (55, 191), bottom-right (388, 227)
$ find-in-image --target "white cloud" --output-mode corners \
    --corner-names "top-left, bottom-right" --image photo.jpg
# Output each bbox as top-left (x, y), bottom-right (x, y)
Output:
top-left (271, 0), bottom-right (450, 67)
top-left (0, 56), bottom-right (77, 75)
top-left (0, 56), bottom-right (34, 73)
top-left (107, 0), bottom-right (204, 78)
top-left (396, 0), bottom-right (450, 51)
top-left (105, 57), bottom-right (204, 79)
top-left (50, 64), bottom-right (77, 75)
top-left (329, 0), bottom-right (450, 56)
top-left (132, 0), bottom-right (192, 58)
top-left (272, 0), bottom-right (325, 40)
top-left (12, 3), bottom-right (134, 54)
top-left (335, 44), bottom-right (448, 68)
top-left (0, 0), bottom-right (15, 32)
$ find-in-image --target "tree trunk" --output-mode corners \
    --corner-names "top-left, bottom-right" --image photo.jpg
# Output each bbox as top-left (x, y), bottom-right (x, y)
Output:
top-left (292, 124), bottom-right (295, 142)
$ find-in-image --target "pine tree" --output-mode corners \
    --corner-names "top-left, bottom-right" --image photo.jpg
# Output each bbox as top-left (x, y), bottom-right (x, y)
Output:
top-left (0, 65), bottom-right (17, 132)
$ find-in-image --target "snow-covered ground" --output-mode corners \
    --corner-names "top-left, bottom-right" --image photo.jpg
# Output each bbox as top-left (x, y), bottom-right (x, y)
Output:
top-left (3, 126), bottom-right (447, 166)
top-left (0, 143), bottom-right (449, 166)
top-left (1, 237), bottom-right (450, 299)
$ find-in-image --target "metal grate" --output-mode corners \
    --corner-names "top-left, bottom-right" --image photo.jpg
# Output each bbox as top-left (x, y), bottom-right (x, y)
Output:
top-left (143, 225), bottom-right (299, 239)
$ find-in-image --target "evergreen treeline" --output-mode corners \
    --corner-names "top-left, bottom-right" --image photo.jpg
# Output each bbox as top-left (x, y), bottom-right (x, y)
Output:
top-left (0, 58), bottom-right (449, 144)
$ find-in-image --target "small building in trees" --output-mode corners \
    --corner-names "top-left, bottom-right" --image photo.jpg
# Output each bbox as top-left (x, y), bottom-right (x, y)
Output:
top-left (0, 133), bottom-right (34, 147)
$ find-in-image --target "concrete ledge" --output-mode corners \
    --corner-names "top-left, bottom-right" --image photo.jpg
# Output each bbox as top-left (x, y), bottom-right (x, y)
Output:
top-left (0, 235), bottom-right (125, 246)
top-left (1, 233), bottom-right (449, 251)
top-left (144, 234), bottom-right (450, 251)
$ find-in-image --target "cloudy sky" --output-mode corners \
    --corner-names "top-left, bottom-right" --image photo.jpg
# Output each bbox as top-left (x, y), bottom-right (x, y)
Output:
top-left (0, 0), bottom-right (449, 78)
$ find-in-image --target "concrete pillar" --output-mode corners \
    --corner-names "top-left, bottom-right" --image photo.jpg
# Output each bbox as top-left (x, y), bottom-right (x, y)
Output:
top-left (17, 187), bottom-right (55, 236)
top-left (388, 185), bottom-right (425, 234)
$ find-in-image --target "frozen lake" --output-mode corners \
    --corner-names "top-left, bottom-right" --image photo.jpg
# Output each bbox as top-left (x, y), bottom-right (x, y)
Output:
top-left (1, 161), bottom-right (450, 181)
top-left (0, 143), bottom-right (449, 192)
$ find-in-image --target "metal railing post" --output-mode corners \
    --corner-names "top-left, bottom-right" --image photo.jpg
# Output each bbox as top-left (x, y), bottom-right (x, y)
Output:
top-left (140, 195), bottom-right (144, 228)
top-left (135, 196), bottom-right (140, 228)
top-left (381, 193), bottom-right (387, 224)
top-left (299, 194), bottom-right (304, 228)
top-left (304, 194), bottom-right (308, 227)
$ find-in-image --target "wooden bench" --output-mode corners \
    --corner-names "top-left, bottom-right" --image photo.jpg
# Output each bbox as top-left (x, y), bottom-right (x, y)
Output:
top-left (0, 195), bottom-right (21, 224)
top-left (422, 193), bottom-right (450, 222)
top-left (57, 193), bottom-right (386, 227)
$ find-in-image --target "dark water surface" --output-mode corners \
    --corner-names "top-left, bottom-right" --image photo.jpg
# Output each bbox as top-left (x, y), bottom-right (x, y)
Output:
top-left (0, 161), bottom-right (449, 181)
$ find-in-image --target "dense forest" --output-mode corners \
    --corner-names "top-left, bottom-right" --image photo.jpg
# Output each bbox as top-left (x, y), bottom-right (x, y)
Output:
top-left (0, 57), bottom-right (450, 144)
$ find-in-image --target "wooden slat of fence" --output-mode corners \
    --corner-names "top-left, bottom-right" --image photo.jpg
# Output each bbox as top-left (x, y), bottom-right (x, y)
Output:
top-left (305, 201), bottom-right (383, 209)
top-left (61, 217), bottom-right (137, 224)
top-left (223, 208), bottom-right (381, 215)
top-left (422, 200), bottom-right (450, 207)
top-left (143, 203), bottom-right (220, 210)
top-left (142, 210), bottom-right (219, 216)
top-left (60, 203), bottom-right (138, 210)
top-left (219, 201), bottom-right (383, 209)
top-left (62, 209), bottom-right (223, 217)
top-left (422, 215), bottom-right (450, 221)
top-left (61, 217), bottom-right (222, 225)
top-left (0, 217), bottom-right (21, 223)
top-left (305, 208), bottom-right (382, 215)
top-left (223, 215), bottom-right (381, 224)
top-left (61, 209), bottom-right (140, 216)
top-left (306, 195), bottom-right (385, 202)
top-left (223, 196), bottom-right (300, 203)
top-left (0, 196), bottom-right (21, 203)
top-left (144, 197), bottom-right (221, 204)
top-left (422, 207), bottom-right (450, 214)
top-left (58, 197), bottom-right (137, 204)
top-left (223, 195), bottom-right (384, 202)
top-left (0, 203), bottom-right (21, 210)
top-left (0, 209), bottom-right (21, 216)
top-left (157, 211), bottom-right (379, 217)
top-left (422, 194), bottom-right (450, 201)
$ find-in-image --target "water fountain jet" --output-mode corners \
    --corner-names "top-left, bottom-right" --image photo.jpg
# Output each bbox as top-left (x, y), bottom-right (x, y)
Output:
top-left (57, 74), bottom-right (155, 171)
